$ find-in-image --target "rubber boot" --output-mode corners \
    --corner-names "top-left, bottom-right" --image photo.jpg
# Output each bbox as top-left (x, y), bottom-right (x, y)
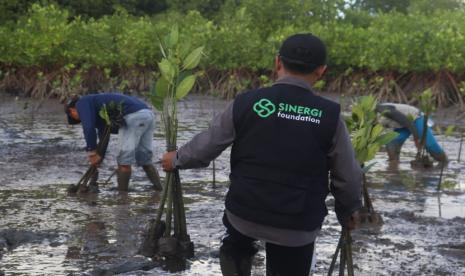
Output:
top-left (219, 248), bottom-right (254, 276)
top-left (143, 165), bottom-right (163, 191)
top-left (88, 171), bottom-right (99, 193)
top-left (117, 170), bottom-right (131, 192)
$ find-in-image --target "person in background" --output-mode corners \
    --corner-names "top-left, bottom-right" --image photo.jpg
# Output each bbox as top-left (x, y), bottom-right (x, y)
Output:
top-left (65, 93), bottom-right (162, 192)
top-left (376, 103), bottom-right (447, 162)
top-left (161, 34), bottom-right (362, 276)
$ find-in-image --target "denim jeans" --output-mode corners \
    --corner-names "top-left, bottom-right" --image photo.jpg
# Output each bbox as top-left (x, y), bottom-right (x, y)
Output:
top-left (117, 109), bottom-right (155, 165)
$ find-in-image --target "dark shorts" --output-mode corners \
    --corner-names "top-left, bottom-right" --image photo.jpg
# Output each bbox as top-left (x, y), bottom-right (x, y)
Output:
top-left (221, 213), bottom-right (315, 276)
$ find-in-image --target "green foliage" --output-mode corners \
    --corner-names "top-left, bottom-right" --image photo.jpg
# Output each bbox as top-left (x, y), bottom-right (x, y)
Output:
top-left (168, 0), bottom-right (225, 19)
top-left (313, 80), bottom-right (326, 90)
top-left (349, 0), bottom-right (464, 14)
top-left (176, 75), bottom-right (196, 99)
top-left (0, 0), bottom-right (168, 23)
top-left (435, 125), bottom-right (456, 137)
top-left (183, 47), bottom-right (204, 70)
top-left (417, 88), bottom-right (435, 116)
top-left (409, 0), bottom-right (464, 14)
top-left (98, 101), bottom-right (124, 126)
top-left (98, 104), bottom-right (111, 126)
top-left (0, 0), bottom-right (33, 24)
top-left (149, 26), bottom-right (204, 110)
top-left (350, 0), bottom-right (412, 13)
top-left (1, 2), bottom-right (465, 77)
top-left (0, 3), bottom-right (71, 66)
top-left (445, 125), bottom-right (456, 136)
top-left (346, 95), bottom-right (399, 165)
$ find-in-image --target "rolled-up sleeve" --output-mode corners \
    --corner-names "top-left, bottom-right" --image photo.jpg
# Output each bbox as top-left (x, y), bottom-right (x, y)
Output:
top-left (175, 101), bottom-right (235, 169)
top-left (328, 116), bottom-right (363, 225)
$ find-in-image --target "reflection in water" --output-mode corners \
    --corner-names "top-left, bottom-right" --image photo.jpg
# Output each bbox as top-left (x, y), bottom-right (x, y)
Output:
top-left (438, 192), bottom-right (442, 218)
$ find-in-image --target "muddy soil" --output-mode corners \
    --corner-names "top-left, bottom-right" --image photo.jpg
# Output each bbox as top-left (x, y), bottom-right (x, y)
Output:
top-left (0, 95), bottom-right (464, 275)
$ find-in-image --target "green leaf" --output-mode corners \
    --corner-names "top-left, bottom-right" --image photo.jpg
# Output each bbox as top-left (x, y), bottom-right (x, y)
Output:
top-left (445, 125), bottom-right (455, 137)
top-left (158, 59), bottom-right (175, 83)
top-left (159, 43), bottom-right (167, 59)
top-left (366, 144), bottom-right (380, 161)
top-left (150, 93), bottom-right (163, 110)
top-left (374, 131), bottom-right (399, 146)
top-left (176, 75), bottom-right (196, 99)
top-left (356, 148), bottom-right (368, 164)
top-left (98, 104), bottom-right (111, 125)
top-left (150, 78), bottom-right (170, 110)
top-left (182, 46), bottom-right (204, 70)
top-left (166, 25), bottom-right (179, 48)
top-left (179, 40), bottom-right (192, 59)
top-left (155, 77), bottom-right (169, 97)
top-left (369, 124), bottom-right (383, 141)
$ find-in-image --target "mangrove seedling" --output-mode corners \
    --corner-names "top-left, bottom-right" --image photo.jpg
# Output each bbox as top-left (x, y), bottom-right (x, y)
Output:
top-left (140, 26), bottom-right (203, 272)
top-left (436, 125), bottom-right (454, 191)
top-left (345, 95), bottom-right (398, 224)
top-left (329, 95), bottom-right (397, 275)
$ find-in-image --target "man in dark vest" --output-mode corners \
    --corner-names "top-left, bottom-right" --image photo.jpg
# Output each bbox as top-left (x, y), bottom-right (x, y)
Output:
top-left (65, 93), bottom-right (162, 192)
top-left (161, 34), bottom-right (362, 276)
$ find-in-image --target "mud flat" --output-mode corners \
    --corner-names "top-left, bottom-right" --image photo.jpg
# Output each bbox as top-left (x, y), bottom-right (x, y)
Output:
top-left (0, 95), bottom-right (464, 275)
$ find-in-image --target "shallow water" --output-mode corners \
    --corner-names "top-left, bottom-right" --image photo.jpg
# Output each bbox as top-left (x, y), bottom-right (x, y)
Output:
top-left (0, 95), bottom-right (464, 275)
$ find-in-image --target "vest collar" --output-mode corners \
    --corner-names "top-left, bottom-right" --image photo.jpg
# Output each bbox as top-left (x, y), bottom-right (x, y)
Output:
top-left (273, 76), bottom-right (314, 92)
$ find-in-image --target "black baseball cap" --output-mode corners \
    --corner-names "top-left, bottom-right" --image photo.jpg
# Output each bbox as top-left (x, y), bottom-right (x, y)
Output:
top-left (64, 97), bottom-right (81, 125)
top-left (278, 33), bottom-right (327, 70)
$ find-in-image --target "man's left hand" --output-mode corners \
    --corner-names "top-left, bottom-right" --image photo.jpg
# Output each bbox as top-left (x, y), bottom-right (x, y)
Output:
top-left (162, 151), bottom-right (177, 171)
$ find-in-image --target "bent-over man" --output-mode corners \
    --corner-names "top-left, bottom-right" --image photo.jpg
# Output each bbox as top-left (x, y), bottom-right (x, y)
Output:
top-left (65, 93), bottom-right (162, 192)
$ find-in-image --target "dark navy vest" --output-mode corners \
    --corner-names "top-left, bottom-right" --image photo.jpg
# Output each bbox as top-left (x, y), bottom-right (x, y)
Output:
top-left (226, 83), bottom-right (340, 231)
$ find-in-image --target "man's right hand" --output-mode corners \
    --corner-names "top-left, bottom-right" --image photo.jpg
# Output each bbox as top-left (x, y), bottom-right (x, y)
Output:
top-left (161, 151), bottom-right (177, 171)
top-left (88, 151), bottom-right (102, 167)
top-left (345, 211), bottom-right (361, 230)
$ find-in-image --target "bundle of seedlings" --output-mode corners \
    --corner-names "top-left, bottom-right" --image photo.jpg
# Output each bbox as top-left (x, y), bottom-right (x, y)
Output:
top-left (328, 95), bottom-right (397, 275)
top-left (345, 95), bottom-right (398, 224)
top-left (67, 101), bottom-right (124, 194)
top-left (411, 89), bottom-right (435, 169)
top-left (140, 26), bottom-right (203, 272)
top-left (327, 228), bottom-right (355, 276)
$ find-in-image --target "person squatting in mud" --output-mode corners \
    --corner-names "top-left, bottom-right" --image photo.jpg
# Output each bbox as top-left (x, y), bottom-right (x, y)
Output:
top-left (376, 103), bottom-right (448, 162)
top-left (161, 34), bottom-right (363, 276)
top-left (65, 93), bottom-right (162, 192)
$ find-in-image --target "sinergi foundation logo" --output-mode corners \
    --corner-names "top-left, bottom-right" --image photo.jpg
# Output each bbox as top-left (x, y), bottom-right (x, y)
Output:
top-left (253, 98), bottom-right (276, 118)
top-left (253, 98), bottom-right (323, 124)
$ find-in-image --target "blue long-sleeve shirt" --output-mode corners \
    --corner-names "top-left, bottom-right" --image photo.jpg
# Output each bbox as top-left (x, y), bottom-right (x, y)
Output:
top-left (75, 93), bottom-right (149, 151)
